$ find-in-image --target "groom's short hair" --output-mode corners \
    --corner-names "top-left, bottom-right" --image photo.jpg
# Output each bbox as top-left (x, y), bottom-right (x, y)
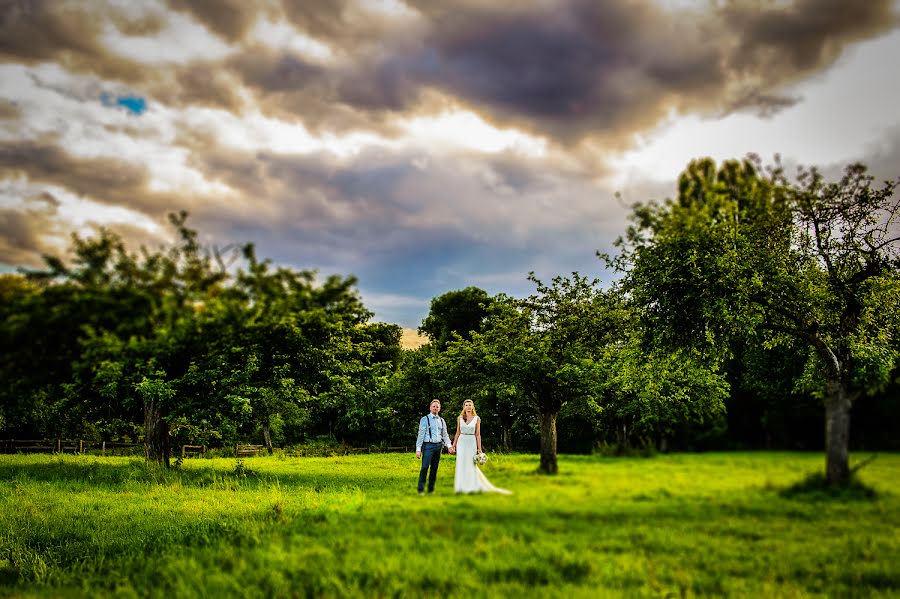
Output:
top-left (430, 399), bottom-right (441, 407)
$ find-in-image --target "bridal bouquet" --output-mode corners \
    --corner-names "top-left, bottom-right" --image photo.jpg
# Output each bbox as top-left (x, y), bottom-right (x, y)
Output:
top-left (474, 452), bottom-right (487, 465)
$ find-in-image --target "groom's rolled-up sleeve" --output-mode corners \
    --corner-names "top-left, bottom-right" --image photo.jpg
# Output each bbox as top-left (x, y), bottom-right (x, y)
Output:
top-left (441, 418), bottom-right (452, 448)
top-left (415, 417), bottom-right (426, 452)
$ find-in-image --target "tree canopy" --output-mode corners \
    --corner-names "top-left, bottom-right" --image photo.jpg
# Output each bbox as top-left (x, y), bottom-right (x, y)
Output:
top-left (2, 159), bottom-right (897, 483)
top-left (616, 157), bottom-right (900, 483)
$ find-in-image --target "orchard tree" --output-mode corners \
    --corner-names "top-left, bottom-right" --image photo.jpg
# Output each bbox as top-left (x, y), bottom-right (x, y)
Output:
top-left (617, 157), bottom-right (900, 484)
top-left (382, 344), bottom-right (448, 442)
top-left (599, 335), bottom-right (728, 452)
top-left (220, 246), bottom-right (373, 451)
top-left (419, 286), bottom-right (493, 349)
top-left (56, 213), bottom-right (231, 465)
top-left (445, 273), bottom-right (618, 473)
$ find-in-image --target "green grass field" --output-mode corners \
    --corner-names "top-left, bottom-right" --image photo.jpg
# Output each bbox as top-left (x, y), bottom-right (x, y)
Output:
top-left (1, 451), bottom-right (898, 598)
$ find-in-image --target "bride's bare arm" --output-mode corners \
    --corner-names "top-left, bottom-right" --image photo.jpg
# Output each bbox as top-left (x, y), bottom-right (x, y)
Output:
top-left (452, 417), bottom-right (461, 449)
top-left (475, 418), bottom-right (482, 453)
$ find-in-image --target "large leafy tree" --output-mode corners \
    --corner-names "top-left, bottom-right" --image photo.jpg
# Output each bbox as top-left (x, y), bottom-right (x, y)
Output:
top-left (618, 157), bottom-right (900, 484)
top-left (51, 213), bottom-right (231, 464)
top-left (218, 245), bottom-right (374, 451)
top-left (381, 344), bottom-right (449, 444)
top-left (14, 213), bottom-right (384, 464)
top-left (444, 273), bottom-right (616, 473)
top-left (419, 286), bottom-right (493, 349)
top-left (598, 335), bottom-right (728, 452)
top-left (325, 321), bottom-right (403, 445)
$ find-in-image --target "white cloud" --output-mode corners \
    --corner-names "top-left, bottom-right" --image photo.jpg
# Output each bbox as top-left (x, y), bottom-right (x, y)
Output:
top-left (609, 30), bottom-right (900, 182)
top-left (50, 185), bottom-right (163, 235)
top-left (250, 19), bottom-right (334, 62)
top-left (100, 2), bottom-right (234, 64)
top-left (402, 110), bottom-right (547, 157)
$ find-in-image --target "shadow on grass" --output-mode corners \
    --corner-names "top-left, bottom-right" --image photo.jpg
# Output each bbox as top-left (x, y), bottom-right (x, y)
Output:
top-left (779, 472), bottom-right (878, 502)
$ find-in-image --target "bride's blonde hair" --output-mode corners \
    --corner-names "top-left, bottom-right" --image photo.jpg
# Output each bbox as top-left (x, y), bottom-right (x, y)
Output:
top-left (459, 399), bottom-right (477, 422)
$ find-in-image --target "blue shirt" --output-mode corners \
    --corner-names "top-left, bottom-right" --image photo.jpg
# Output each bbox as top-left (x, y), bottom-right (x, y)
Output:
top-left (416, 414), bottom-right (451, 451)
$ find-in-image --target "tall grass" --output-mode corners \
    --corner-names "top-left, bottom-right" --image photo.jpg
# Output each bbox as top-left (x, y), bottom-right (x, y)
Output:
top-left (1, 452), bottom-right (898, 598)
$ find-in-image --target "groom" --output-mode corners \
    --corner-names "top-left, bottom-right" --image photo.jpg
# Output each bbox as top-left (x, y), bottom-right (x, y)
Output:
top-left (415, 399), bottom-right (454, 495)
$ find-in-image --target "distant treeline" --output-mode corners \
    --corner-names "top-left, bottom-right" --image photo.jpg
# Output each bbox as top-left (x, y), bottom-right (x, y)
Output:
top-left (2, 157), bottom-right (899, 479)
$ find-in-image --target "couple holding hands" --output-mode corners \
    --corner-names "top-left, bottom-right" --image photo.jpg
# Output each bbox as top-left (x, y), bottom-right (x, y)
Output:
top-left (415, 399), bottom-right (511, 495)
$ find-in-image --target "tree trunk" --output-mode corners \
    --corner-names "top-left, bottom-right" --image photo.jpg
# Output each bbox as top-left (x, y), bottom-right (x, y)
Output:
top-left (616, 421), bottom-right (629, 455)
top-left (143, 399), bottom-right (170, 467)
top-left (263, 425), bottom-right (274, 455)
top-left (539, 411), bottom-right (558, 474)
top-left (502, 424), bottom-right (512, 452)
top-left (824, 378), bottom-right (853, 485)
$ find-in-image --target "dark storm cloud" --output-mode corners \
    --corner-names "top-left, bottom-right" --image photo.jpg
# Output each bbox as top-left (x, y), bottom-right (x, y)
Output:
top-left (166, 61), bottom-right (248, 113)
top-left (0, 0), bottom-right (148, 82)
top-left (0, 209), bottom-right (50, 266)
top-left (279, 0), bottom-right (353, 42)
top-left (0, 99), bottom-right (20, 120)
top-left (724, 0), bottom-right (897, 73)
top-left (196, 0), bottom-right (897, 146)
top-left (173, 127), bottom-right (620, 274)
top-left (229, 46), bottom-right (324, 92)
top-left (0, 191), bottom-right (174, 269)
top-left (0, 190), bottom-right (61, 266)
top-left (164, 0), bottom-right (267, 43)
top-left (0, 139), bottom-right (217, 225)
top-left (727, 92), bottom-right (800, 118)
top-left (0, 140), bottom-right (152, 209)
top-left (392, 0), bottom-right (898, 144)
top-left (3, 0), bottom-right (895, 147)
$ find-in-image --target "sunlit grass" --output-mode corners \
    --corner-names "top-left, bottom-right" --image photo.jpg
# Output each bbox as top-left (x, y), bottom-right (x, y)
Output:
top-left (1, 452), bottom-right (898, 597)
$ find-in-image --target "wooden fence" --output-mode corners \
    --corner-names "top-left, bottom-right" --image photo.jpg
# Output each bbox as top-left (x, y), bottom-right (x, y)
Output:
top-left (0, 439), bottom-right (143, 455)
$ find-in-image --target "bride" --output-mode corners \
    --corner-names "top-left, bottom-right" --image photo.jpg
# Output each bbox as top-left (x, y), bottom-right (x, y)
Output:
top-left (451, 400), bottom-right (511, 495)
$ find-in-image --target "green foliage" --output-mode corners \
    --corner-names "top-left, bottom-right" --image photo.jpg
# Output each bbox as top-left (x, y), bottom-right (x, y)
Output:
top-left (438, 274), bottom-right (622, 471)
top-left (0, 452), bottom-right (898, 597)
top-left (1, 214), bottom-right (398, 462)
top-left (600, 338), bottom-right (728, 448)
top-left (418, 286), bottom-right (493, 349)
top-left (616, 156), bottom-right (900, 481)
top-left (3, 156), bottom-right (897, 465)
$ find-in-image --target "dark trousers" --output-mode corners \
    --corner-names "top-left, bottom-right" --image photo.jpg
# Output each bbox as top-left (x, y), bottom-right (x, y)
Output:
top-left (418, 442), bottom-right (443, 493)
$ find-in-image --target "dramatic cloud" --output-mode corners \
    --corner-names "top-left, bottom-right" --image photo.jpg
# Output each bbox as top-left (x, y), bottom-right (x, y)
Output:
top-left (5, 1), bottom-right (896, 144)
top-left (0, 190), bottom-right (61, 266)
top-left (1, 0), bottom-right (898, 327)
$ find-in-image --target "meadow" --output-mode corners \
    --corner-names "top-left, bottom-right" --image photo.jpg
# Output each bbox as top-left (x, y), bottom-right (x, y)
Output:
top-left (0, 451), bottom-right (898, 598)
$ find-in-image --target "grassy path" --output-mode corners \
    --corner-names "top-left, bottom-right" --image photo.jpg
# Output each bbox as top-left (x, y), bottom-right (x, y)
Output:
top-left (1, 452), bottom-right (898, 597)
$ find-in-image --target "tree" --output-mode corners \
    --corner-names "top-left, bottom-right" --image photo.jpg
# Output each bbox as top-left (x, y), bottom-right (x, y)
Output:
top-left (220, 245), bottom-right (373, 451)
top-left (419, 286), bottom-right (493, 349)
top-left (444, 273), bottom-right (617, 473)
top-left (617, 157), bottom-right (900, 484)
top-left (16, 212), bottom-right (385, 464)
top-left (382, 345), bottom-right (448, 444)
top-left (599, 335), bottom-right (728, 452)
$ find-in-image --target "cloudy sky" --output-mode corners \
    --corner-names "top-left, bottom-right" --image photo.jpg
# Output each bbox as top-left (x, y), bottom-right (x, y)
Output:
top-left (2, 0), bottom-right (900, 344)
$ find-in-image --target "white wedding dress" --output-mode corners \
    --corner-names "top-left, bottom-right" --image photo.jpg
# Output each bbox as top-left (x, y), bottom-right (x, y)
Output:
top-left (454, 416), bottom-right (512, 495)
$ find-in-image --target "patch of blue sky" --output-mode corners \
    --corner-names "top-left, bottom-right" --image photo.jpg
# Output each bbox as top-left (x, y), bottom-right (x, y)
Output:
top-left (100, 93), bottom-right (147, 115)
